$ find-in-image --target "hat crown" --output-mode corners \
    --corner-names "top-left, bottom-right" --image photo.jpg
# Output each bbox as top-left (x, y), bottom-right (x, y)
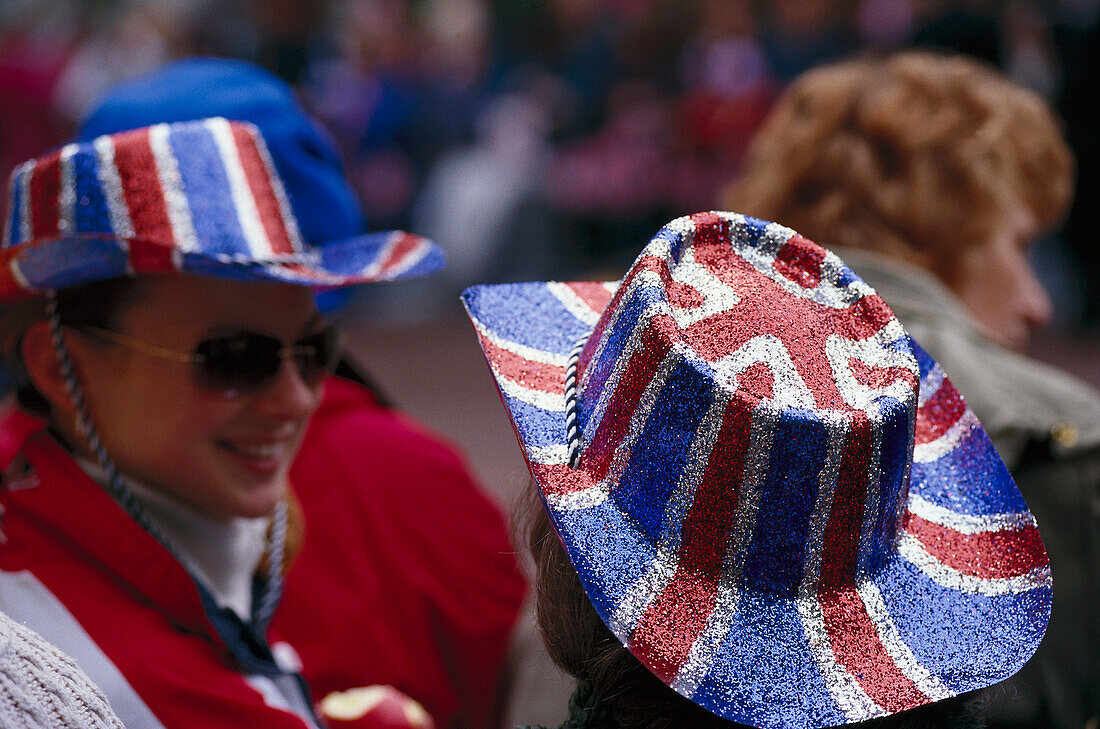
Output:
top-left (5, 118), bottom-right (304, 257)
top-left (573, 212), bottom-right (920, 595)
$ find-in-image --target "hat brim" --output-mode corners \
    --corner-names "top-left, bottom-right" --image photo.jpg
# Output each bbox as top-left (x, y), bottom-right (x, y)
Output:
top-left (0, 230), bottom-right (444, 302)
top-left (463, 280), bottom-right (1051, 729)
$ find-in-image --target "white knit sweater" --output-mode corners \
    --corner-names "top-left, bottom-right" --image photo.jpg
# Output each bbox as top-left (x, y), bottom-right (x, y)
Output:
top-left (0, 611), bottom-right (124, 729)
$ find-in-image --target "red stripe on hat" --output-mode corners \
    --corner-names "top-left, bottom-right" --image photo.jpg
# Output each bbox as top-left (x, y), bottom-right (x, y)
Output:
top-left (579, 255), bottom-right (671, 383)
top-left (773, 234), bottom-right (825, 289)
top-left (819, 587), bottom-right (927, 712)
top-left (565, 282), bottom-right (614, 316)
top-left (913, 379), bottom-right (967, 445)
top-left (230, 125), bottom-right (294, 254)
top-left (581, 314), bottom-right (676, 482)
top-left (378, 232), bottom-right (423, 274)
top-left (816, 413), bottom-right (927, 711)
top-left (112, 129), bottom-right (174, 248)
top-left (532, 462), bottom-right (598, 497)
top-left (28, 150), bottom-right (62, 240)
top-left (903, 515), bottom-right (1048, 579)
top-left (478, 332), bottom-right (566, 395)
top-left (818, 413), bottom-right (872, 591)
top-left (630, 402), bottom-right (753, 682)
top-left (128, 239), bottom-right (178, 273)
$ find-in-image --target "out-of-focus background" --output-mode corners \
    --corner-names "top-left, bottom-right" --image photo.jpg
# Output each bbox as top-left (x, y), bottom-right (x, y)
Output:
top-left (2, 0), bottom-right (1098, 503)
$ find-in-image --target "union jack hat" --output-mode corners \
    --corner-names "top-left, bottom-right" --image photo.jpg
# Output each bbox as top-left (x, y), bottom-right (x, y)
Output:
top-left (0, 117), bottom-right (442, 301)
top-left (463, 212), bottom-right (1051, 729)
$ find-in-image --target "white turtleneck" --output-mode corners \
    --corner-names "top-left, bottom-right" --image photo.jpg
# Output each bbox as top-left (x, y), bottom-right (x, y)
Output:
top-left (76, 459), bottom-right (269, 622)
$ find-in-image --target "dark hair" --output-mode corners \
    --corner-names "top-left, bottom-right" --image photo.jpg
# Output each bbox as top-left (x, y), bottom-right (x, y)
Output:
top-left (523, 482), bottom-right (990, 729)
top-left (0, 277), bottom-right (144, 416)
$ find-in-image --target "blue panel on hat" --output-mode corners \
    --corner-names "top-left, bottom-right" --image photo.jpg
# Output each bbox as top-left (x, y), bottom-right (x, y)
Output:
top-left (464, 283), bottom-right (589, 355)
top-left (876, 554), bottom-right (1049, 692)
top-left (740, 408), bottom-right (829, 597)
top-left (70, 149), bottom-right (112, 235)
top-left (167, 122), bottom-right (247, 256)
top-left (613, 360), bottom-right (714, 542)
top-left (911, 430), bottom-right (1028, 515)
top-left (555, 497), bottom-right (653, 616)
top-left (692, 591), bottom-right (846, 729)
top-left (6, 168), bottom-right (25, 249)
top-left (18, 237), bottom-right (130, 289)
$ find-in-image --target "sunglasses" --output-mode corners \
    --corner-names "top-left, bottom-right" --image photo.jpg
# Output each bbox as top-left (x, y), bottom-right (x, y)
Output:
top-left (75, 325), bottom-right (341, 394)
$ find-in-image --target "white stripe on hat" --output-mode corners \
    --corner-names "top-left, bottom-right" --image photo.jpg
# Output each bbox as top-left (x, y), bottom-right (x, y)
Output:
top-left (912, 409), bottom-right (980, 463)
top-left (796, 594), bottom-right (887, 723)
top-left (208, 117), bottom-right (272, 258)
top-left (668, 242), bottom-right (741, 328)
top-left (857, 582), bottom-right (953, 701)
top-left (19, 160), bottom-right (34, 244)
top-left (94, 136), bottom-right (135, 239)
top-left (468, 315), bottom-right (568, 367)
top-left (250, 130), bottom-right (303, 252)
top-left (58, 144), bottom-right (79, 235)
top-left (907, 495), bottom-right (1036, 535)
top-left (896, 533), bottom-right (1052, 596)
top-left (548, 283), bottom-right (602, 327)
top-left (380, 235), bottom-right (431, 279)
top-left (8, 258), bottom-right (35, 292)
top-left (149, 123), bottom-right (198, 253)
top-left (799, 413), bottom-right (848, 593)
top-left (856, 403), bottom-right (885, 580)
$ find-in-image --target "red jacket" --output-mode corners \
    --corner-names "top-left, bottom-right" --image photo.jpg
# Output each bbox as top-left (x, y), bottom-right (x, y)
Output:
top-left (0, 419), bottom-right (322, 729)
top-left (0, 377), bottom-right (526, 729)
top-left (278, 377), bottom-right (526, 729)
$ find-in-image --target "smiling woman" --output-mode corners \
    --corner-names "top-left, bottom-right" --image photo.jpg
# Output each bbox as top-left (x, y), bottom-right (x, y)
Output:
top-left (0, 117), bottom-right (443, 729)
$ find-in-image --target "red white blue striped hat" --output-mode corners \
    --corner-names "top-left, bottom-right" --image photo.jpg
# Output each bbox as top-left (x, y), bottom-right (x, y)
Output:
top-left (463, 212), bottom-right (1051, 729)
top-left (0, 117), bottom-right (442, 301)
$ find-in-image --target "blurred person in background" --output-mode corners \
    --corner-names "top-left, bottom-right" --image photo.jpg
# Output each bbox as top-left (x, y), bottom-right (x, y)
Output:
top-left (70, 57), bottom-right (529, 729)
top-left (725, 50), bottom-right (1099, 729)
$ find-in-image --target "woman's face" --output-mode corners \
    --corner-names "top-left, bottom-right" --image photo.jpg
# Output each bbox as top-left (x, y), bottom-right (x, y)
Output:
top-left (63, 275), bottom-right (325, 521)
top-left (952, 204), bottom-right (1052, 352)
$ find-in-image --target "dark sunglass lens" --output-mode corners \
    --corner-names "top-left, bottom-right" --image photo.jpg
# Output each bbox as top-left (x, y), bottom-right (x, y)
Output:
top-left (293, 329), bottom-right (340, 385)
top-left (195, 333), bottom-right (283, 392)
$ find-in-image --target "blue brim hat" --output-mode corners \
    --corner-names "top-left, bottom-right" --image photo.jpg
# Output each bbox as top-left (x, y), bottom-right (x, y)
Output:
top-left (1, 118), bottom-right (440, 300)
top-left (463, 212), bottom-right (1051, 729)
top-left (76, 57), bottom-right (443, 299)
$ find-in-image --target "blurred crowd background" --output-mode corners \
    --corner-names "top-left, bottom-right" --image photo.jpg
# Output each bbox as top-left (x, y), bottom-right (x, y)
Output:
top-left (3, 0), bottom-right (1099, 322)
top-left (2, 0), bottom-right (1098, 500)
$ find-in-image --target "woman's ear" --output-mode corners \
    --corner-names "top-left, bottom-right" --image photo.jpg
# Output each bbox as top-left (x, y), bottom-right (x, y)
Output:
top-left (20, 321), bottom-right (76, 418)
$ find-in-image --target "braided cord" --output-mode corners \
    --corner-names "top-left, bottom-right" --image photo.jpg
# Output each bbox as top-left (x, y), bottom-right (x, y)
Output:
top-left (254, 497), bottom-right (287, 630)
top-left (563, 336), bottom-right (587, 469)
top-left (46, 292), bottom-right (287, 630)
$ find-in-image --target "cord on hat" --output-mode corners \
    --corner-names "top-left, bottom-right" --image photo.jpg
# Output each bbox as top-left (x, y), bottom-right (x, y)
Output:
top-left (564, 336), bottom-right (587, 469)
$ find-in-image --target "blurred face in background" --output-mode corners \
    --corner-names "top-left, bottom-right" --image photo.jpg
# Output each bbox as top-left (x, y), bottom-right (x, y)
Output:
top-left (952, 203), bottom-right (1052, 352)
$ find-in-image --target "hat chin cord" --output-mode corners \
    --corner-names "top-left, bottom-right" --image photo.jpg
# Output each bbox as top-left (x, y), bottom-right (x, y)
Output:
top-left (563, 335), bottom-right (587, 469)
top-left (45, 291), bottom-right (287, 631)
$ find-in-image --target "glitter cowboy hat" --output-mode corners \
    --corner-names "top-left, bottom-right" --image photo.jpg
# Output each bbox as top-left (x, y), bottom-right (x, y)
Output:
top-left (462, 212), bottom-right (1051, 729)
top-left (0, 117), bottom-right (442, 302)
